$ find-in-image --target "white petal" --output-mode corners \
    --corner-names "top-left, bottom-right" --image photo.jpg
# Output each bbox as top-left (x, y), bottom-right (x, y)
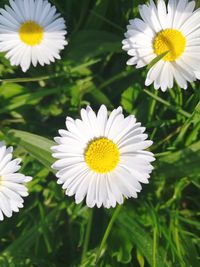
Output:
top-left (0, 0), bottom-right (67, 71)
top-left (0, 142), bottom-right (32, 220)
top-left (52, 106), bottom-right (154, 208)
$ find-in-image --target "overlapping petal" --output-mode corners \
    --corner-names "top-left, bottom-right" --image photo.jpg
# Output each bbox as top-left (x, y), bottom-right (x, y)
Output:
top-left (0, 142), bottom-right (32, 221)
top-left (0, 0), bottom-right (67, 71)
top-left (122, 0), bottom-right (200, 91)
top-left (52, 106), bottom-right (155, 208)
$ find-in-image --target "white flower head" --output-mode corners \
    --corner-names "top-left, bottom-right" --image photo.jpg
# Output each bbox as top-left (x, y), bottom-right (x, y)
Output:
top-left (52, 105), bottom-right (155, 209)
top-left (0, 0), bottom-right (67, 72)
top-left (0, 141), bottom-right (32, 221)
top-left (122, 0), bottom-right (200, 91)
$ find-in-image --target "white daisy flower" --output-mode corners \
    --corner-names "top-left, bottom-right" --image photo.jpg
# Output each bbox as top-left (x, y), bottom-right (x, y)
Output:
top-left (122, 0), bottom-right (200, 91)
top-left (0, 141), bottom-right (32, 221)
top-left (0, 0), bottom-right (67, 72)
top-left (51, 105), bottom-right (155, 209)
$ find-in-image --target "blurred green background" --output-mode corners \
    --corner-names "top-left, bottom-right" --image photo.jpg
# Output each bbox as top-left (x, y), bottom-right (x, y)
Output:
top-left (0, 0), bottom-right (200, 266)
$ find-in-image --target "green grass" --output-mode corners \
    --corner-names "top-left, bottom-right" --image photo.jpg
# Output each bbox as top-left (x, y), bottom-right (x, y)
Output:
top-left (0, 0), bottom-right (200, 266)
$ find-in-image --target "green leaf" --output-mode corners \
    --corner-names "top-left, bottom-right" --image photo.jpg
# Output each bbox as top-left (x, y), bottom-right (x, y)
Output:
top-left (144, 89), bottom-right (191, 118)
top-left (147, 51), bottom-right (169, 70)
top-left (137, 249), bottom-right (145, 267)
top-left (116, 207), bottom-right (167, 267)
top-left (121, 86), bottom-right (137, 113)
top-left (0, 83), bottom-right (25, 99)
top-left (156, 141), bottom-right (200, 178)
top-left (68, 30), bottom-right (121, 62)
top-left (182, 235), bottom-right (200, 267)
top-left (175, 101), bottom-right (200, 146)
top-left (0, 208), bottom-right (58, 259)
top-left (85, 0), bottom-right (110, 29)
top-left (111, 226), bottom-right (133, 264)
top-left (89, 87), bottom-right (113, 107)
top-left (7, 129), bottom-right (55, 172)
top-left (0, 59), bottom-right (100, 83)
top-left (0, 86), bottom-right (72, 114)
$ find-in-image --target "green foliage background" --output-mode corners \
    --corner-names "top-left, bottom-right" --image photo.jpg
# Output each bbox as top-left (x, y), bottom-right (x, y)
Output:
top-left (0, 0), bottom-right (200, 266)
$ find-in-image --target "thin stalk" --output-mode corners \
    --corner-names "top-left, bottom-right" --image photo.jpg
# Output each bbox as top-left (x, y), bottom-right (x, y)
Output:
top-left (0, 60), bottom-right (100, 83)
top-left (0, 75), bottom-right (59, 83)
top-left (99, 69), bottom-right (133, 90)
top-left (174, 212), bottom-right (185, 267)
top-left (90, 10), bottom-right (124, 32)
top-left (95, 204), bottom-right (122, 265)
top-left (81, 208), bottom-right (93, 264)
top-left (144, 89), bottom-right (191, 118)
top-left (153, 226), bottom-right (157, 267)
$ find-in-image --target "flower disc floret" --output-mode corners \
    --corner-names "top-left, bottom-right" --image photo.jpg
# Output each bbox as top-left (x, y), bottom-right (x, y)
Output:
top-left (85, 138), bottom-right (120, 173)
top-left (19, 21), bottom-right (44, 46)
top-left (122, 0), bottom-right (200, 91)
top-left (153, 29), bottom-right (186, 61)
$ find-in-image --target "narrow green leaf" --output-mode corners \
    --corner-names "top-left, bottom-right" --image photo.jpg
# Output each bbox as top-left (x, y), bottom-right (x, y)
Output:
top-left (7, 129), bottom-right (55, 172)
top-left (137, 250), bottom-right (145, 267)
top-left (116, 207), bottom-right (167, 267)
top-left (0, 208), bottom-right (58, 258)
top-left (156, 141), bottom-right (200, 178)
top-left (68, 30), bottom-right (121, 62)
top-left (0, 59), bottom-right (100, 83)
top-left (90, 10), bottom-right (123, 32)
top-left (89, 88), bottom-right (113, 107)
top-left (147, 51), bottom-right (169, 70)
top-left (144, 89), bottom-right (191, 118)
top-left (0, 86), bottom-right (71, 113)
top-left (175, 101), bottom-right (200, 146)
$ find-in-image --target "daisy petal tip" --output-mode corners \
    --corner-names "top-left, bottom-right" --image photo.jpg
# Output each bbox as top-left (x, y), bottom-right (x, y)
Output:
top-left (100, 104), bottom-right (107, 111)
top-left (145, 78), bottom-right (153, 87)
top-left (86, 105), bottom-right (93, 112)
top-left (26, 176), bottom-right (33, 182)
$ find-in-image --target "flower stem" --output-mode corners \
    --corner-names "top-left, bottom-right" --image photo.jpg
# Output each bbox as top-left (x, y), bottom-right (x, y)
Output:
top-left (95, 204), bottom-right (122, 264)
top-left (81, 208), bottom-right (93, 264)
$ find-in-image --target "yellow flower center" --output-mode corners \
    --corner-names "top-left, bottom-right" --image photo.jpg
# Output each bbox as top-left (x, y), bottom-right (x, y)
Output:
top-left (85, 138), bottom-right (120, 174)
top-left (19, 21), bottom-right (44, 46)
top-left (153, 29), bottom-right (186, 61)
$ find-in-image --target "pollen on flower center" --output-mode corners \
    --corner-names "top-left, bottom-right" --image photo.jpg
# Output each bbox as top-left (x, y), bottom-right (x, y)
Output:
top-left (19, 21), bottom-right (44, 46)
top-left (153, 29), bottom-right (186, 61)
top-left (85, 138), bottom-right (120, 174)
